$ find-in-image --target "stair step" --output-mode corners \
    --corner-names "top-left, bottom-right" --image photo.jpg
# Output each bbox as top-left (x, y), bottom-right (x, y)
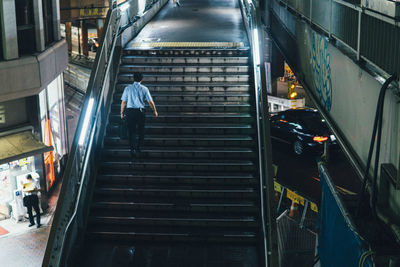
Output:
top-left (122, 48), bottom-right (250, 57)
top-left (91, 201), bottom-right (258, 213)
top-left (104, 135), bottom-right (254, 147)
top-left (118, 73), bottom-right (250, 83)
top-left (94, 187), bottom-right (258, 199)
top-left (86, 228), bottom-right (257, 243)
top-left (102, 147), bottom-right (256, 159)
top-left (113, 93), bottom-right (251, 103)
top-left (107, 123), bottom-right (255, 135)
top-left (88, 215), bottom-right (257, 228)
top-left (111, 113), bottom-right (252, 118)
top-left (119, 64), bottom-right (249, 73)
top-left (96, 172), bottom-right (256, 185)
top-left (116, 83), bottom-right (250, 92)
top-left (111, 103), bottom-right (252, 113)
top-left (121, 56), bottom-right (249, 64)
top-left (100, 159), bottom-right (256, 172)
top-left (109, 113), bottom-right (254, 124)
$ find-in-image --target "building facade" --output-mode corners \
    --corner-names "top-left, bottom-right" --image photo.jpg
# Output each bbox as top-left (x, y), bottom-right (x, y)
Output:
top-left (0, 0), bottom-right (68, 217)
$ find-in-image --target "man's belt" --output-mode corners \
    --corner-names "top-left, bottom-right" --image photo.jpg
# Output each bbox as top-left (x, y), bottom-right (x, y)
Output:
top-left (127, 107), bottom-right (144, 112)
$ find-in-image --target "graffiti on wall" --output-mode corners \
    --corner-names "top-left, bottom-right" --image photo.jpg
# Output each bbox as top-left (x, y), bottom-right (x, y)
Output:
top-left (311, 32), bottom-right (332, 111)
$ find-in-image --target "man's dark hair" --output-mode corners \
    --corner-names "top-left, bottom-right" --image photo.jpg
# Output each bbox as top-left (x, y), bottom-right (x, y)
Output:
top-left (134, 73), bottom-right (143, 82)
top-left (27, 174), bottom-right (32, 179)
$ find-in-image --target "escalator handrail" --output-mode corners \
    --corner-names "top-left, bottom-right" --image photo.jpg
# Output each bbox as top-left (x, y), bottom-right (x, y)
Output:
top-left (42, 7), bottom-right (122, 267)
top-left (58, 11), bottom-right (121, 265)
top-left (239, 1), bottom-right (278, 266)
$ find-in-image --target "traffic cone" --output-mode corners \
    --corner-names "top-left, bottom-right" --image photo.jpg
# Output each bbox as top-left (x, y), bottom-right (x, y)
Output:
top-left (275, 191), bottom-right (280, 204)
top-left (288, 200), bottom-right (299, 218)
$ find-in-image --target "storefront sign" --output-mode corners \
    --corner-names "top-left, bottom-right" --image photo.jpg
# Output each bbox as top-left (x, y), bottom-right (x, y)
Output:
top-left (79, 8), bottom-right (107, 18)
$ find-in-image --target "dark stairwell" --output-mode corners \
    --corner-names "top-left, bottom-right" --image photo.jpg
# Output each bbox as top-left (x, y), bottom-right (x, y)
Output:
top-left (76, 47), bottom-right (265, 266)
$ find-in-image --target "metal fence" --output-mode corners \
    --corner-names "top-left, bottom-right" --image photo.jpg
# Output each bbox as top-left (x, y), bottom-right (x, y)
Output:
top-left (272, 0), bottom-right (400, 78)
top-left (277, 210), bottom-right (317, 267)
top-left (42, 7), bottom-right (122, 267)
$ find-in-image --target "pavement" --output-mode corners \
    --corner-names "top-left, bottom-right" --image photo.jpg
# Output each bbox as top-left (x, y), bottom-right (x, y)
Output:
top-left (0, 182), bottom-right (61, 267)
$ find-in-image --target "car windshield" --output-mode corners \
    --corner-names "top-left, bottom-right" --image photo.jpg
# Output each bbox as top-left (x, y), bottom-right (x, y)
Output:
top-left (300, 112), bottom-right (329, 132)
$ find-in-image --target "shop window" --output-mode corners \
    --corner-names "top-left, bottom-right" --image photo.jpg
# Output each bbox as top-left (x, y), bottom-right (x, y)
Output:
top-left (0, 157), bottom-right (43, 220)
top-left (15, 0), bottom-right (36, 55)
top-left (39, 76), bottom-right (67, 191)
top-left (42, 0), bottom-right (54, 46)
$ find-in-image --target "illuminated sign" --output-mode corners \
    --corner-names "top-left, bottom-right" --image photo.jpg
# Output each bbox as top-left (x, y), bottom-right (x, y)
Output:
top-left (79, 8), bottom-right (107, 18)
top-left (0, 105), bottom-right (5, 123)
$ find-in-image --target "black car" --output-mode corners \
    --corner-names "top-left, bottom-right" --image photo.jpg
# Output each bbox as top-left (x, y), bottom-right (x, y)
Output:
top-left (269, 108), bottom-right (336, 155)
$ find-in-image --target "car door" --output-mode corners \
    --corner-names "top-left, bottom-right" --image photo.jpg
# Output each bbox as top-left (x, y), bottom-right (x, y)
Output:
top-left (282, 112), bottom-right (303, 143)
top-left (270, 112), bottom-right (292, 144)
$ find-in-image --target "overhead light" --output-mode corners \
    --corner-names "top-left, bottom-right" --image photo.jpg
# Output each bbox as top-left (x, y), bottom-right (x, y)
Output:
top-left (79, 98), bottom-right (94, 146)
top-left (252, 29), bottom-right (260, 66)
top-left (138, 0), bottom-right (146, 15)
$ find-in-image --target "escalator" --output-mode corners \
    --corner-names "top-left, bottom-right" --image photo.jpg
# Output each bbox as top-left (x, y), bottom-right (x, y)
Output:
top-left (43, 1), bottom-right (276, 266)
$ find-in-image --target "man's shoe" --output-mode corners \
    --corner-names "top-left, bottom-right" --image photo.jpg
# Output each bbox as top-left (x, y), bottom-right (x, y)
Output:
top-left (37, 224), bottom-right (42, 228)
top-left (28, 223), bottom-right (35, 227)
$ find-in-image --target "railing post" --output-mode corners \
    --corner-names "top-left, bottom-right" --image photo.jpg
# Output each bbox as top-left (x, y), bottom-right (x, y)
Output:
top-left (357, 9), bottom-right (362, 61)
top-left (252, 1), bottom-right (279, 266)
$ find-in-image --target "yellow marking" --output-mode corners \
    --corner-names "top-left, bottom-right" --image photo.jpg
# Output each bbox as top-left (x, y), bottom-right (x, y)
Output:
top-left (286, 189), bottom-right (305, 205)
top-left (336, 186), bottom-right (357, 195)
top-left (274, 181), bottom-right (319, 212)
top-left (274, 181), bottom-right (282, 193)
top-left (310, 202), bottom-right (318, 213)
top-left (130, 42), bottom-right (244, 48)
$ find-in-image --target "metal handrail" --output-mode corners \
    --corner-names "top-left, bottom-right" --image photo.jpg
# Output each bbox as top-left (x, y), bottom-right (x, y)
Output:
top-left (43, 7), bottom-right (122, 267)
top-left (239, 0), bottom-right (278, 266)
top-left (58, 12), bottom-right (120, 264)
top-left (43, 1), bottom-right (168, 265)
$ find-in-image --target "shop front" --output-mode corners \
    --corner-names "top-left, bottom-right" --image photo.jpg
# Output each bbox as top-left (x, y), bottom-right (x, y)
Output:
top-left (0, 131), bottom-right (52, 220)
top-left (0, 74), bottom-right (67, 220)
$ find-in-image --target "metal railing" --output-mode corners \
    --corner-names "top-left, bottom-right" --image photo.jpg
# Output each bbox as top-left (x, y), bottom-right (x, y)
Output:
top-left (43, 0), bottom-right (168, 265)
top-left (240, 1), bottom-right (279, 266)
top-left (42, 6), bottom-right (122, 267)
top-left (272, 0), bottom-right (400, 79)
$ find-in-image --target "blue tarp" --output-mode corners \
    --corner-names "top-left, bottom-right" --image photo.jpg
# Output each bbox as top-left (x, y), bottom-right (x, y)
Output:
top-left (318, 164), bottom-right (374, 267)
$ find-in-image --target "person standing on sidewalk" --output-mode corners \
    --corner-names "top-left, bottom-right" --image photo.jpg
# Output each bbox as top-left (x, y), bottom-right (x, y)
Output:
top-left (22, 174), bottom-right (41, 228)
top-left (120, 72), bottom-right (158, 157)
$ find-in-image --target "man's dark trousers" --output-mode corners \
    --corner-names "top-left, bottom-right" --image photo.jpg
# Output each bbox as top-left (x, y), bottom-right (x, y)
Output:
top-left (126, 108), bottom-right (145, 152)
top-left (26, 195), bottom-right (40, 225)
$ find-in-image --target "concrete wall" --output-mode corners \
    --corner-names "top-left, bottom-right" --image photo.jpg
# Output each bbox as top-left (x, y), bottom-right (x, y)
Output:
top-left (270, 4), bottom-right (400, 227)
top-left (0, 40), bottom-right (68, 102)
top-left (0, 0), bottom-right (18, 60)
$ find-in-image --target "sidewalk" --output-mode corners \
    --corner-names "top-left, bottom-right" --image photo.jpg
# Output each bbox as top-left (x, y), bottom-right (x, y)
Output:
top-left (0, 181), bottom-right (61, 267)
